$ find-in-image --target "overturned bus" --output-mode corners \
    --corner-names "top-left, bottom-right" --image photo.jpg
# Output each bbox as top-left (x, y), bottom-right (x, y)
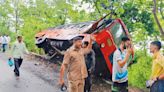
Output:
top-left (35, 14), bottom-right (133, 79)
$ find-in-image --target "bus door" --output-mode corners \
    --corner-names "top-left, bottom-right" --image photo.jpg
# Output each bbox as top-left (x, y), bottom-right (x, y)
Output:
top-left (95, 29), bottom-right (117, 75)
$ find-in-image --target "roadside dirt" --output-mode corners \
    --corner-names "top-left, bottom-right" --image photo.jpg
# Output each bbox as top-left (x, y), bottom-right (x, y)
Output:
top-left (25, 54), bottom-right (148, 92)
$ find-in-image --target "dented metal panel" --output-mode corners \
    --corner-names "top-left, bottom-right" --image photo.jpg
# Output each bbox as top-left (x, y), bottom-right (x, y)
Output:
top-left (35, 21), bottom-right (95, 40)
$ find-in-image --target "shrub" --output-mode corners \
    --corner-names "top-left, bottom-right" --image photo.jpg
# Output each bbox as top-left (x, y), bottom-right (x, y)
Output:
top-left (128, 50), bottom-right (152, 88)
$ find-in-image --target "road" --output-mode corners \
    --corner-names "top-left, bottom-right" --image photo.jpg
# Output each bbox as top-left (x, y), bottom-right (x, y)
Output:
top-left (0, 52), bottom-right (147, 92)
top-left (0, 53), bottom-right (62, 92)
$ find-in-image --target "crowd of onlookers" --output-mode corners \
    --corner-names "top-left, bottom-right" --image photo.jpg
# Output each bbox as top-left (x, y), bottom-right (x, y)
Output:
top-left (0, 34), bottom-right (163, 92)
top-left (0, 35), bottom-right (11, 52)
top-left (59, 36), bottom-right (164, 92)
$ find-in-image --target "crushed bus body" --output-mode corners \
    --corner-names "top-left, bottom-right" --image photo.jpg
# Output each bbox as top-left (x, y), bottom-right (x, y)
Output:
top-left (35, 14), bottom-right (133, 79)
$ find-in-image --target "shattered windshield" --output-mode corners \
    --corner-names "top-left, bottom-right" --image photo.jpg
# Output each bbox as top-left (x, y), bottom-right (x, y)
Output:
top-left (110, 23), bottom-right (126, 47)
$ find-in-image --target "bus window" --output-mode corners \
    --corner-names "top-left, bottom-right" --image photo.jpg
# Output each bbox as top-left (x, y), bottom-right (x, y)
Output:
top-left (110, 23), bottom-right (126, 47)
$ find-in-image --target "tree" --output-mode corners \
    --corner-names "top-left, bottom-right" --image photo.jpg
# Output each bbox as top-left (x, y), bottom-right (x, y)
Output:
top-left (152, 0), bottom-right (164, 36)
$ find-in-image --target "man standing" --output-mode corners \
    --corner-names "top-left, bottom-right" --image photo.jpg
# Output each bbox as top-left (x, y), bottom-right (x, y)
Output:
top-left (112, 37), bottom-right (132, 92)
top-left (82, 41), bottom-right (95, 92)
top-left (60, 36), bottom-right (93, 92)
top-left (2, 35), bottom-right (7, 52)
top-left (149, 41), bottom-right (164, 92)
top-left (11, 36), bottom-right (29, 78)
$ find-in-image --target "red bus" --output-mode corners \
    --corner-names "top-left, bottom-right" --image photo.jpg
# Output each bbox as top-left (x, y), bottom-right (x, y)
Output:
top-left (35, 14), bottom-right (133, 79)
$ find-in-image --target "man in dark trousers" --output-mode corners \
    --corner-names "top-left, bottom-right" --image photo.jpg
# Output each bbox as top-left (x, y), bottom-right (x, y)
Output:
top-left (2, 35), bottom-right (7, 52)
top-left (10, 36), bottom-right (29, 78)
top-left (149, 41), bottom-right (164, 92)
top-left (83, 41), bottom-right (95, 92)
top-left (112, 37), bottom-right (133, 92)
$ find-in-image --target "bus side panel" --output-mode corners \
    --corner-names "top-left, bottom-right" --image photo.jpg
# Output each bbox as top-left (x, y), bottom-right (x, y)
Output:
top-left (95, 30), bottom-right (116, 75)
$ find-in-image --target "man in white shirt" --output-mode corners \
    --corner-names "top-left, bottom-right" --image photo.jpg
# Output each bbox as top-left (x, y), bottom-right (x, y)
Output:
top-left (112, 37), bottom-right (133, 92)
top-left (2, 35), bottom-right (7, 52)
top-left (11, 36), bottom-right (29, 77)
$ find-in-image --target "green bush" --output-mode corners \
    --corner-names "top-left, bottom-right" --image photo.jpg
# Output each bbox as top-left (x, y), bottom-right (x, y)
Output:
top-left (128, 50), bottom-right (152, 88)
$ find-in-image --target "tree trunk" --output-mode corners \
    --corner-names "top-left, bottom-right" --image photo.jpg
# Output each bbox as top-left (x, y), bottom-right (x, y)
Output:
top-left (15, 8), bottom-right (18, 33)
top-left (159, 0), bottom-right (164, 19)
top-left (15, 0), bottom-right (19, 33)
top-left (152, 0), bottom-right (164, 36)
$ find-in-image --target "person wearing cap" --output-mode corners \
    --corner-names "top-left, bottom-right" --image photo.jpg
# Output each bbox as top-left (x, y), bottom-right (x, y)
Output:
top-left (149, 41), bottom-right (164, 92)
top-left (59, 36), bottom-right (94, 92)
top-left (112, 36), bottom-right (133, 92)
top-left (10, 36), bottom-right (29, 78)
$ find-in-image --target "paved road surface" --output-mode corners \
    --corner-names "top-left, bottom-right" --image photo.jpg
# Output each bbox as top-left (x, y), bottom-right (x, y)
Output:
top-left (0, 53), bottom-right (61, 92)
top-left (0, 52), bottom-right (146, 92)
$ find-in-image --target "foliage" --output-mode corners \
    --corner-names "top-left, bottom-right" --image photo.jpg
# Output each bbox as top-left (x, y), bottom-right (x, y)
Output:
top-left (128, 50), bottom-right (152, 88)
top-left (0, 1), bottom-right (16, 41)
top-left (0, 0), bottom-right (163, 89)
